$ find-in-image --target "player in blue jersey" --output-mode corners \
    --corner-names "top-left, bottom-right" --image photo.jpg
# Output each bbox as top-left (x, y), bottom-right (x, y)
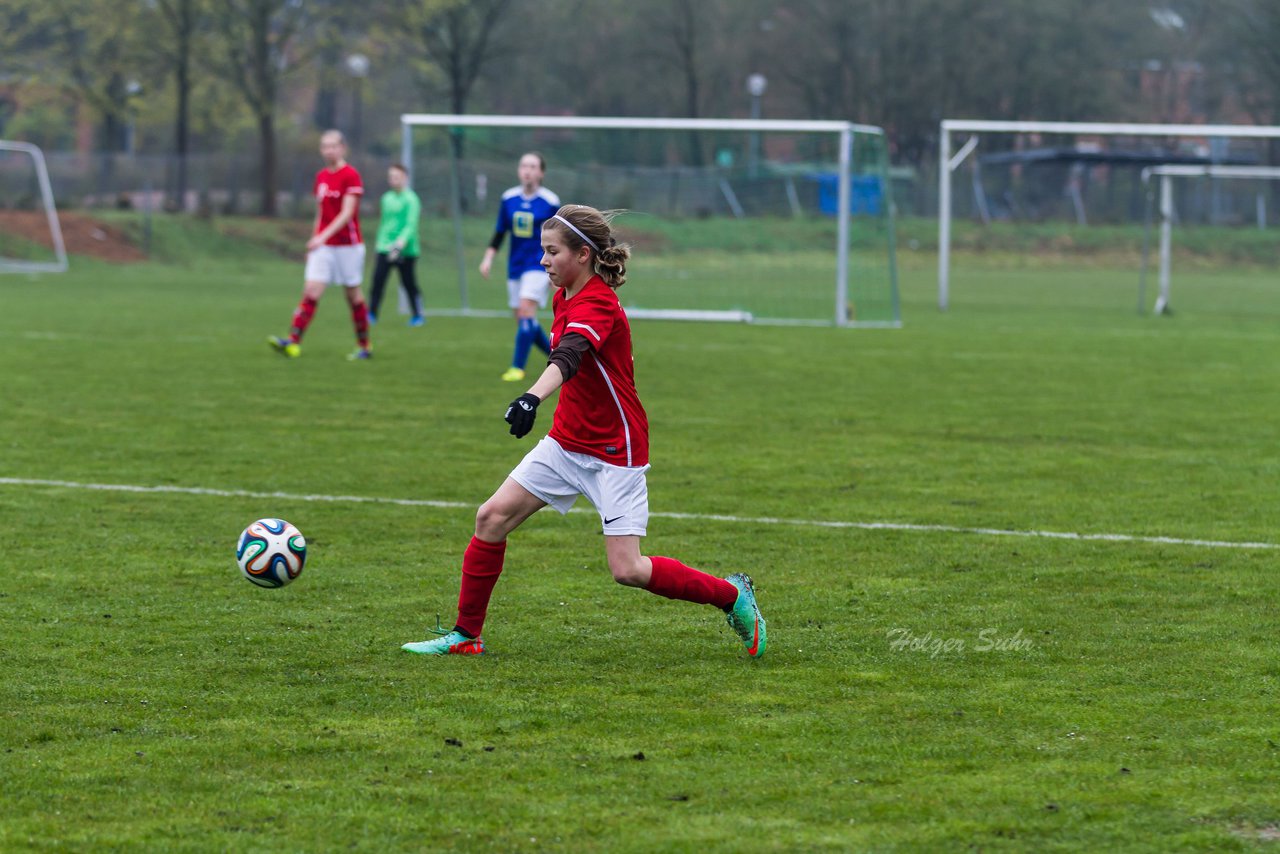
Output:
top-left (478, 152), bottom-right (561, 382)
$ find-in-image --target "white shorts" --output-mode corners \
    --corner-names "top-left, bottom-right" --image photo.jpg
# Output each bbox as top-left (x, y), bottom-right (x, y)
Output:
top-left (510, 437), bottom-right (650, 536)
top-left (507, 270), bottom-right (550, 309)
top-left (305, 244), bottom-right (366, 287)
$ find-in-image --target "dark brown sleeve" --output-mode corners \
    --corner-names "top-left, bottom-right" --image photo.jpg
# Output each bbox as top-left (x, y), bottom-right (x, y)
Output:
top-left (547, 332), bottom-right (593, 382)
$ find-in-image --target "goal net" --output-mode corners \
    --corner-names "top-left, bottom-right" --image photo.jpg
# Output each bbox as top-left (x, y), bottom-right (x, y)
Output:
top-left (937, 120), bottom-right (1280, 310)
top-left (400, 115), bottom-right (899, 327)
top-left (0, 141), bottom-right (68, 273)
top-left (1139, 164), bottom-right (1280, 314)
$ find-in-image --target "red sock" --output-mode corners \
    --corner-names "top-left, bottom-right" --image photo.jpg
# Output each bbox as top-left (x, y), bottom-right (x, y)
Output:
top-left (646, 556), bottom-right (738, 609)
top-left (290, 297), bottom-right (318, 344)
top-left (351, 302), bottom-right (369, 349)
top-left (455, 536), bottom-right (507, 638)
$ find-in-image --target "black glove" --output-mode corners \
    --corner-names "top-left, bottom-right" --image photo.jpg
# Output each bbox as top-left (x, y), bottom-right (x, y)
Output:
top-left (504, 392), bottom-right (541, 438)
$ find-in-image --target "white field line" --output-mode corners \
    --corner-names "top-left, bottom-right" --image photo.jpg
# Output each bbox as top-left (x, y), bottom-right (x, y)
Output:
top-left (1, 476), bottom-right (1276, 551)
top-left (0, 476), bottom-right (472, 511)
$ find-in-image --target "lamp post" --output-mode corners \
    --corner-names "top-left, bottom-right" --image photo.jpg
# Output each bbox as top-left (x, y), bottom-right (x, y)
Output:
top-left (746, 73), bottom-right (767, 178)
top-left (124, 79), bottom-right (143, 155)
top-left (345, 53), bottom-right (370, 147)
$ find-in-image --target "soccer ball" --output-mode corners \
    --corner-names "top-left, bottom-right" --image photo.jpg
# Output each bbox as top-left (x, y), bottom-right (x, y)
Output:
top-left (236, 518), bottom-right (307, 588)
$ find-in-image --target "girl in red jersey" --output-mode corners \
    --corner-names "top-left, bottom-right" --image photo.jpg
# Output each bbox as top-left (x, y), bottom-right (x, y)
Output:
top-left (403, 204), bottom-right (767, 658)
top-left (269, 129), bottom-right (372, 361)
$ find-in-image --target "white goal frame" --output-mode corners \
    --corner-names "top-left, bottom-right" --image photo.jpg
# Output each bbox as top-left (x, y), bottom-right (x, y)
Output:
top-left (1139, 164), bottom-right (1280, 315)
top-left (400, 113), bottom-right (896, 327)
top-left (937, 120), bottom-right (1280, 310)
top-left (0, 140), bottom-right (68, 273)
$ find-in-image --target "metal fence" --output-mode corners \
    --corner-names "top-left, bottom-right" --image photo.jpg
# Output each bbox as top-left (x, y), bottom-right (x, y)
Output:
top-left (3, 148), bottom-right (1278, 228)
top-left (0, 152), bottom-right (326, 218)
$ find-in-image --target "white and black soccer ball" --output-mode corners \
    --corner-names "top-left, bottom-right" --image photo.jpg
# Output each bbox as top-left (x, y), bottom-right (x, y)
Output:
top-left (236, 518), bottom-right (306, 588)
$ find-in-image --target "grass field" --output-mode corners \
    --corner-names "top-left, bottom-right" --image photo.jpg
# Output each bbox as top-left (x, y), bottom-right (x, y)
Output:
top-left (3, 215), bottom-right (1280, 851)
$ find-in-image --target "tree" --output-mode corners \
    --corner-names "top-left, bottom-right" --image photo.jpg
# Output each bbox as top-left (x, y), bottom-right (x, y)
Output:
top-left (642, 0), bottom-right (760, 165)
top-left (1217, 0), bottom-right (1280, 124)
top-left (758, 0), bottom-right (1164, 165)
top-left (306, 0), bottom-right (376, 137)
top-left (143, 0), bottom-right (207, 210)
top-left (3, 0), bottom-right (155, 200)
top-left (396, 0), bottom-right (513, 158)
top-left (4, 0), bottom-right (149, 154)
top-left (207, 0), bottom-right (310, 216)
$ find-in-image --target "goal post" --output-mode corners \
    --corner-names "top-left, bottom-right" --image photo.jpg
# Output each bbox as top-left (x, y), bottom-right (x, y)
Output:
top-left (937, 120), bottom-right (1280, 311)
top-left (400, 114), bottom-right (900, 327)
top-left (0, 140), bottom-right (68, 273)
top-left (1138, 164), bottom-right (1280, 315)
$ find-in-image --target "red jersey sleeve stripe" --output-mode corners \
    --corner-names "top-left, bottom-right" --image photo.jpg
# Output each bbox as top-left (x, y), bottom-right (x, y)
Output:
top-left (567, 321), bottom-right (601, 342)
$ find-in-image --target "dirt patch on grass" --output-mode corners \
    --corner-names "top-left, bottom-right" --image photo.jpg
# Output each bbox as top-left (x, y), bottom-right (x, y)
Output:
top-left (0, 210), bottom-right (146, 262)
top-left (1232, 823), bottom-right (1280, 842)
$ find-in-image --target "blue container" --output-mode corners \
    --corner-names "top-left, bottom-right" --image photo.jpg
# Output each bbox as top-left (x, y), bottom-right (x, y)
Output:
top-left (815, 173), bottom-right (883, 216)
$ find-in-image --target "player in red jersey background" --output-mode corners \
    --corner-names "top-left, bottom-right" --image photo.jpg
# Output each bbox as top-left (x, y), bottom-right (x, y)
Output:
top-left (269, 129), bottom-right (372, 360)
top-left (403, 204), bottom-right (767, 659)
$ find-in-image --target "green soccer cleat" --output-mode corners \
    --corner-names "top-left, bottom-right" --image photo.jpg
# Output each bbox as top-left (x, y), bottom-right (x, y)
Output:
top-left (725, 573), bottom-right (766, 658)
top-left (501, 367), bottom-right (526, 382)
top-left (268, 336), bottom-right (300, 358)
top-left (401, 630), bottom-right (485, 655)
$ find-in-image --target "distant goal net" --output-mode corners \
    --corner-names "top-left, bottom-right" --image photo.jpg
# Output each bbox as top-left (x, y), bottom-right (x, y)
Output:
top-left (0, 141), bottom-right (68, 273)
top-left (400, 115), bottom-right (899, 327)
top-left (937, 120), bottom-right (1280, 310)
top-left (1139, 165), bottom-right (1280, 314)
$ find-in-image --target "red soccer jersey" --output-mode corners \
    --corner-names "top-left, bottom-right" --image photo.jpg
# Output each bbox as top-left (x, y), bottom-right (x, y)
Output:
top-left (548, 276), bottom-right (649, 467)
top-left (313, 164), bottom-right (363, 245)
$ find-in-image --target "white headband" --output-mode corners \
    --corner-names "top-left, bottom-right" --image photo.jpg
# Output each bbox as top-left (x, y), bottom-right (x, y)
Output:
top-left (551, 214), bottom-right (600, 253)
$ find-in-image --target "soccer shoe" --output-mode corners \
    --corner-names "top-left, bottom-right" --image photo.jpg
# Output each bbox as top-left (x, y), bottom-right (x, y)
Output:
top-left (409, 315), bottom-right (426, 327)
top-left (725, 573), bottom-right (767, 658)
top-left (347, 346), bottom-right (372, 361)
top-left (501, 367), bottom-right (526, 382)
top-left (401, 630), bottom-right (485, 655)
top-left (268, 336), bottom-right (300, 358)
top-left (368, 312), bottom-right (378, 325)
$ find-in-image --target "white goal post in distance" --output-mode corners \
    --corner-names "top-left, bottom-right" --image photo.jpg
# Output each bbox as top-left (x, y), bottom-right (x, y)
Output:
top-left (0, 140), bottom-right (68, 273)
top-left (1139, 164), bottom-right (1280, 315)
top-left (937, 120), bottom-right (1280, 310)
top-left (400, 114), bottom-right (898, 327)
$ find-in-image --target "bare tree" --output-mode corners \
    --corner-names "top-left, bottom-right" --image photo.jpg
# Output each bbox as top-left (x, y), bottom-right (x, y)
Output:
top-left (207, 0), bottom-right (310, 216)
top-left (306, 0), bottom-right (378, 138)
top-left (144, 0), bottom-right (205, 210)
top-left (397, 0), bottom-right (513, 157)
top-left (3, 0), bottom-right (154, 199)
top-left (5, 0), bottom-right (148, 154)
top-left (1218, 0), bottom-right (1280, 123)
top-left (650, 0), bottom-right (711, 164)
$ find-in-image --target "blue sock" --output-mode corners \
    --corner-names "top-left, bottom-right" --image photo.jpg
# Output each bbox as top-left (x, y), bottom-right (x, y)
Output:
top-left (531, 320), bottom-right (551, 354)
top-left (512, 318), bottom-right (535, 369)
